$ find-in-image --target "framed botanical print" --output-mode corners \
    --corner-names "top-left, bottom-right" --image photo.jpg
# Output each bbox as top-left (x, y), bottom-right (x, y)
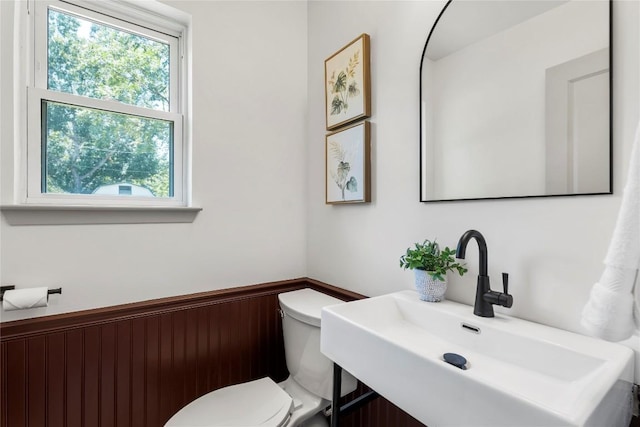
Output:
top-left (326, 121), bottom-right (371, 204)
top-left (324, 34), bottom-right (371, 131)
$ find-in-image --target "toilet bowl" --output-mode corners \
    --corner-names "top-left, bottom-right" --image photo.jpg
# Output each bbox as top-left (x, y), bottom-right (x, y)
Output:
top-left (165, 288), bottom-right (357, 427)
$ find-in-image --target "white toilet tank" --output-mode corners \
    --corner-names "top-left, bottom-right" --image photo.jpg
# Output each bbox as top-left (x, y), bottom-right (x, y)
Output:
top-left (278, 288), bottom-right (357, 401)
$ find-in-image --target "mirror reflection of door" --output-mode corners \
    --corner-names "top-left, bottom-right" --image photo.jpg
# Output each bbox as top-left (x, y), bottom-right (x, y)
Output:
top-left (545, 49), bottom-right (610, 195)
top-left (420, 0), bottom-right (611, 202)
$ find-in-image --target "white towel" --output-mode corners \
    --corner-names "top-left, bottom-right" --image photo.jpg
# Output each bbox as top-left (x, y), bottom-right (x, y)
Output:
top-left (581, 120), bottom-right (640, 341)
top-left (581, 269), bottom-right (636, 341)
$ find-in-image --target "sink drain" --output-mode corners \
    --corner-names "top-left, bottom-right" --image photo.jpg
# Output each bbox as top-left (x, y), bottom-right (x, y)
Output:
top-left (443, 352), bottom-right (467, 370)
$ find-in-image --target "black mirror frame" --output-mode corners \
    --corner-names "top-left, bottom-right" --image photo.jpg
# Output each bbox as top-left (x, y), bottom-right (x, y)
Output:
top-left (419, 0), bottom-right (613, 203)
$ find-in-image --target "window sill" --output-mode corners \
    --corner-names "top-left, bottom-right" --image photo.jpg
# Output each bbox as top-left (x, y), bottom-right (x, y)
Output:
top-left (0, 204), bottom-right (202, 225)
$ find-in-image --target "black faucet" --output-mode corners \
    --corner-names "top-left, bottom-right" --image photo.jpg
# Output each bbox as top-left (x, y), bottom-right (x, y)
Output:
top-left (455, 230), bottom-right (513, 317)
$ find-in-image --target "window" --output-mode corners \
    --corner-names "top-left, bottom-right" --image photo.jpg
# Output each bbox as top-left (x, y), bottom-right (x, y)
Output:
top-left (26, 0), bottom-right (187, 206)
top-left (118, 186), bottom-right (132, 196)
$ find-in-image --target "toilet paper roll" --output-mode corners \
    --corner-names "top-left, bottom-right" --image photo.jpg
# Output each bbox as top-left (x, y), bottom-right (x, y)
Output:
top-left (2, 287), bottom-right (49, 311)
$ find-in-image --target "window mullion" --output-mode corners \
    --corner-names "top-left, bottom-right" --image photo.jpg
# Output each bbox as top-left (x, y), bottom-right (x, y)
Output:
top-left (33, 88), bottom-right (181, 123)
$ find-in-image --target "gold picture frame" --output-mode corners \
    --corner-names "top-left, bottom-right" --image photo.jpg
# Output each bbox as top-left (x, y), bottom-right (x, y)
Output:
top-left (324, 34), bottom-right (371, 131)
top-left (325, 121), bottom-right (371, 204)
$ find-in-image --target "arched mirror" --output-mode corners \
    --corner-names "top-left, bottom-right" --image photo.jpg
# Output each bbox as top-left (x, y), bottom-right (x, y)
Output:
top-left (420, 0), bottom-right (611, 202)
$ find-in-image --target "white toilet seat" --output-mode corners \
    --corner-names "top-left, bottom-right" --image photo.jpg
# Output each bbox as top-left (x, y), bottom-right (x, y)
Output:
top-left (165, 377), bottom-right (293, 427)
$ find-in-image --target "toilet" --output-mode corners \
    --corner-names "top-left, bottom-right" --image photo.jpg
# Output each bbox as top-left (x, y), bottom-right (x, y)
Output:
top-left (165, 288), bottom-right (358, 427)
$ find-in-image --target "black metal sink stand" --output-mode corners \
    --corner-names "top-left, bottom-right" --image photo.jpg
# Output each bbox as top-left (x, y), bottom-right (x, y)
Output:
top-left (330, 363), bottom-right (380, 427)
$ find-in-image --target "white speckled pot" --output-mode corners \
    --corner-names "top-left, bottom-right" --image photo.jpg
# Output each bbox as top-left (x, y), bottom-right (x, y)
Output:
top-left (414, 269), bottom-right (447, 302)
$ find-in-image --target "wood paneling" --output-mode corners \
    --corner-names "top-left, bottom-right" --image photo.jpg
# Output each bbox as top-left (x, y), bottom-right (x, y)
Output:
top-left (1, 279), bottom-right (305, 426)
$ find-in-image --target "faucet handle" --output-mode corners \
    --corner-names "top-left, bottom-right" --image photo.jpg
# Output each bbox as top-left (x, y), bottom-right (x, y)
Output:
top-left (501, 273), bottom-right (513, 308)
top-left (502, 272), bottom-right (509, 294)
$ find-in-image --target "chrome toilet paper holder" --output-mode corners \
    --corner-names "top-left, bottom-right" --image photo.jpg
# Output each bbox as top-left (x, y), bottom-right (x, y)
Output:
top-left (0, 286), bottom-right (62, 302)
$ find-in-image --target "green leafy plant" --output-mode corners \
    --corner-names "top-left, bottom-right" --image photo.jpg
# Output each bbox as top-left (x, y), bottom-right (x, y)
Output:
top-left (399, 239), bottom-right (467, 281)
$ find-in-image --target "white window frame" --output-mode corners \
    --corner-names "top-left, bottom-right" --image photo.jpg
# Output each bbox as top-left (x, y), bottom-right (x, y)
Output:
top-left (24, 0), bottom-right (190, 207)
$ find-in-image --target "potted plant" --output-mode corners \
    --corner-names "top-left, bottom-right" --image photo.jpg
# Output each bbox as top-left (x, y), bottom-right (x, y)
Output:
top-left (399, 239), bottom-right (467, 302)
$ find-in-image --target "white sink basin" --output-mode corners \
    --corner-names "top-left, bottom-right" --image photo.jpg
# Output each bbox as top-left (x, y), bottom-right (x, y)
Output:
top-left (321, 291), bottom-right (635, 427)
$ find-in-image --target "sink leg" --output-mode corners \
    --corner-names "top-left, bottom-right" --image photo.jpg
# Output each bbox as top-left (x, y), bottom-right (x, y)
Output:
top-left (331, 363), bottom-right (342, 427)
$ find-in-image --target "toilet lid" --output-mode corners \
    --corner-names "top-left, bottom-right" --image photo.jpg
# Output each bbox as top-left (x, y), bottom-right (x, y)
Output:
top-left (165, 377), bottom-right (292, 427)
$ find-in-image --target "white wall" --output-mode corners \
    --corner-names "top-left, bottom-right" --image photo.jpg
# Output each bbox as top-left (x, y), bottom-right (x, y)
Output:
top-left (307, 0), bottom-right (639, 334)
top-left (0, 0), bottom-right (308, 321)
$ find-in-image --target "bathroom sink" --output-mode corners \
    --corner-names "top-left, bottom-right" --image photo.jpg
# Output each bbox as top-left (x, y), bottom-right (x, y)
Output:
top-left (321, 291), bottom-right (634, 427)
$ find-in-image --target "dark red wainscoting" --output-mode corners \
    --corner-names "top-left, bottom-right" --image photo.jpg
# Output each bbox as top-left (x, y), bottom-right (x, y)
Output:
top-left (0, 278), bottom-right (425, 427)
